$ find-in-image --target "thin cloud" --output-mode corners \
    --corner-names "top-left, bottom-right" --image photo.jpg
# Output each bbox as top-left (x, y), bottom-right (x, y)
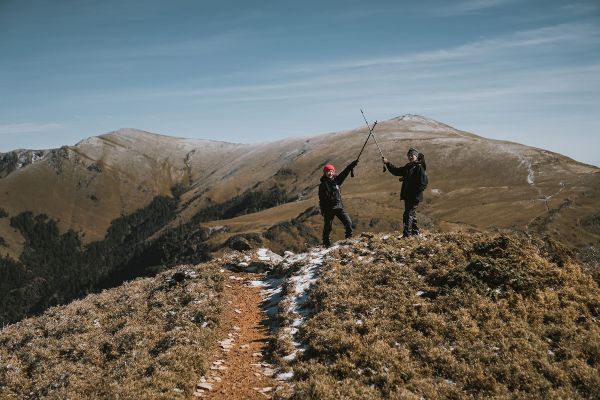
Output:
top-left (4, 30), bottom-right (249, 69)
top-left (561, 2), bottom-right (600, 15)
top-left (286, 22), bottom-right (599, 74)
top-left (0, 122), bottom-right (64, 135)
top-left (432, 0), bottom-right (518, 16)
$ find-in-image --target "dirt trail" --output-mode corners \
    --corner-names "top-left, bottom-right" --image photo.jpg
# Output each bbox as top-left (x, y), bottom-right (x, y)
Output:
top-left (192, 271), bottom-right (277, 399)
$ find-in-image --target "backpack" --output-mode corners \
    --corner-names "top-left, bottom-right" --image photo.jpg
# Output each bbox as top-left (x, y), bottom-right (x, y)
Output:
top-left (418, 153), bottom-right (428, 189)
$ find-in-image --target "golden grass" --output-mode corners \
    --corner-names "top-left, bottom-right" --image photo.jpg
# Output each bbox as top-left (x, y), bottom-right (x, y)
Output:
top-left (0, 264), bottom-right (224, 399)
top-left (277, 232), bottom-right (600, 399)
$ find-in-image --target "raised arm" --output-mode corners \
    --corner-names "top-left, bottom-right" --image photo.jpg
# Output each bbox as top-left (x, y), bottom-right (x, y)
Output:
top-left (383, 158), bottom-right (406, 177)
top-left (336, 160), bottom-right (358, 185)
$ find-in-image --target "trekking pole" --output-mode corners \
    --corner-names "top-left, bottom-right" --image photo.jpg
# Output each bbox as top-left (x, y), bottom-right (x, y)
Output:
top-left (351, 120), bottom-right (377, 177)
top-left (360, 109), bottom-right (386, 172)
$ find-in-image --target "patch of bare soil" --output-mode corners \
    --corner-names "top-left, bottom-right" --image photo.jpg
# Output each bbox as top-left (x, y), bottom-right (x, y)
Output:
top-left (193, 271), bottom-right (277, 399)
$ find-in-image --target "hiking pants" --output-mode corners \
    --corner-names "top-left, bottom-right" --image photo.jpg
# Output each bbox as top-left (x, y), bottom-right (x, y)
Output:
top-left (322, 208), bottom-right (353, 246)
top-left (403, 200), bottom-right (419, 236)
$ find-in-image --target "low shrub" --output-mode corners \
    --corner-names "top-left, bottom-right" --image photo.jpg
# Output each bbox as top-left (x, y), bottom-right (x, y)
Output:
top-left (280, 232), bottom-right (600, 399)
top-left (0, 263), bottom-right (224, 399)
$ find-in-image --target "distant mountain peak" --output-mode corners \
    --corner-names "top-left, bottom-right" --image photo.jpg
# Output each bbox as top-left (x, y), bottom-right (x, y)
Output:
top-left (393, 114), bottom-right (436, 123)
top-left (391, 114), bottom-right (459, 133)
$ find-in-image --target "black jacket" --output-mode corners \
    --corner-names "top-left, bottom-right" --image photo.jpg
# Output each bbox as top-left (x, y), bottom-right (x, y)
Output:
top-left (319, 162), bottom-right (354, 213)
top-left (385, 161), bottom-right (427, 202)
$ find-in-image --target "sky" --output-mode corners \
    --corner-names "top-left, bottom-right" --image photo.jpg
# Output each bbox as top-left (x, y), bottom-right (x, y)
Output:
top-left (1, 0), bottom-right (599, 166)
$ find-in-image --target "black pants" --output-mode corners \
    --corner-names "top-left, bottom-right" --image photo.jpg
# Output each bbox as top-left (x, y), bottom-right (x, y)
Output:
top-left (322, 208), bottom-right (353, 246)
top-left (403, 200), bottom-right (419, 236)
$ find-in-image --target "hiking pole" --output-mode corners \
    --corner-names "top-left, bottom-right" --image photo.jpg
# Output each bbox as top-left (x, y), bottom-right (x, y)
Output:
top-left (351, 119), bottom-right (377, 177)
top-left (360, 109), bottom-right (386, 172)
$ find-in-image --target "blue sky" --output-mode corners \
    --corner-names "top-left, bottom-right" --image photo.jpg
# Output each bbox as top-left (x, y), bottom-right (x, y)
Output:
top-left (1, 0), bottom-right (599, 166)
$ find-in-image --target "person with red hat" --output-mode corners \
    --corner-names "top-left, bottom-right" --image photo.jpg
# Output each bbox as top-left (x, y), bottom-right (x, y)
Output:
top-left (318, 159), bottom-right (359, 247)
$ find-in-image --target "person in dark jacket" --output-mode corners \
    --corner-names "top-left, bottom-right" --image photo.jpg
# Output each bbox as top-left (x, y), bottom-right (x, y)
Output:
top-left (382, 148), bottom-right (427, 237)
top-left (318, 160), bottom-right (358, 247)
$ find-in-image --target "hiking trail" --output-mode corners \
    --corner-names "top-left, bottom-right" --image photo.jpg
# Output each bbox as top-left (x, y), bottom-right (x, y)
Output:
top-left (192, 270), bottom-right (278, 399)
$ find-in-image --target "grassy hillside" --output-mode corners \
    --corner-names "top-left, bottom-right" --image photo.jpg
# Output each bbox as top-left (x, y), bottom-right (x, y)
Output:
top-left (0, 264), bottom-right (223, 399)
top-left (273, 232), bottom-right (600, 399)
top-left (2, 118), bottom-right (599, 264)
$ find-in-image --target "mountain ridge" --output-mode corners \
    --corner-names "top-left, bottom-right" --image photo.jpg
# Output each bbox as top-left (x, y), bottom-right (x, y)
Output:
top-left (1, 115), bottom-right (598, 324)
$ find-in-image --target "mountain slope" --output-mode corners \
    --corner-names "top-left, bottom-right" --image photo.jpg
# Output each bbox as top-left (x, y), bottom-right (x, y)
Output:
top-left (1, 117), bottom-right (598, 258)
top-left (0, 116), bottom-right (598, 324)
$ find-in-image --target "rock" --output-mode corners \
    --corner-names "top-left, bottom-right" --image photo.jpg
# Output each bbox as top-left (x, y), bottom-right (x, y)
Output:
top-left (197, 382), bottom-right (213, 391)
top-left (226, 235), bottom-right (254, 251)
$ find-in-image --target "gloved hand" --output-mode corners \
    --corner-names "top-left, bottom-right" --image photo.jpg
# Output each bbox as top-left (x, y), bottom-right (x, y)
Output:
top-left (382, 157), bottom-right (388, 164)
top-left (348, 159), bottom-right (359, 169)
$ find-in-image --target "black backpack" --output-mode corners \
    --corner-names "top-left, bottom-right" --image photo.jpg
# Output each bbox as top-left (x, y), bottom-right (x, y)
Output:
top-left (418, 153), bottom-right (428, 188)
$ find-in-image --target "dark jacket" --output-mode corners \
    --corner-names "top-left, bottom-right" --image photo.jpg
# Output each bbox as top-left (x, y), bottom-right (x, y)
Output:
top-left (319, 162), bottom-right (355, 213)
top-left (385, 161), bottom-right (427, 202)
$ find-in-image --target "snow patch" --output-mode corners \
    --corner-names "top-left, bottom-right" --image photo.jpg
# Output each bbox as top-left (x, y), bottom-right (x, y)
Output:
top-left (521, 159), bottom-right (535, 185)
top-left (276, 371), bottom-right (294, 381)
top-left (257, 248), bottom-right (283, 264)
top-left (207, 225), bottom-right (227, 236)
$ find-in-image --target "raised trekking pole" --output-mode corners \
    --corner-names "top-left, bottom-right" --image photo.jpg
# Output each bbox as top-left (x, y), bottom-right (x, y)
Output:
top-left (360, 109), bottom-right (386, 172)
top-left (351, 119), bottom-right (377, 177)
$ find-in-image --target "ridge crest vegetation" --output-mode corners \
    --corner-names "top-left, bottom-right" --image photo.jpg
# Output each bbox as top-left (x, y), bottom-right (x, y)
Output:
top-left (1, 231), bottom-right (599, 398)
top-left (270, 232), bottom-right (600, 399)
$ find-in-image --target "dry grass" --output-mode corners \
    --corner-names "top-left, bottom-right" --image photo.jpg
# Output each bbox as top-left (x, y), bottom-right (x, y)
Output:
top-left (0, 264), bottom-right (224, 399)
top-left (278, 232), bottom-right (600, 399)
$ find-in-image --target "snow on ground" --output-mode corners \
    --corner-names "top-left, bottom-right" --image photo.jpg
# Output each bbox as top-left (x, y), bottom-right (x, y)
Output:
top-left (244, 244), bottom-right (350, 380)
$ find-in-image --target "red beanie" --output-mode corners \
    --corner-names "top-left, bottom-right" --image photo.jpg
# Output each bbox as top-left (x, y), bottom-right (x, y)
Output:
top-left (323, 163), bottom-right (335, 173)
